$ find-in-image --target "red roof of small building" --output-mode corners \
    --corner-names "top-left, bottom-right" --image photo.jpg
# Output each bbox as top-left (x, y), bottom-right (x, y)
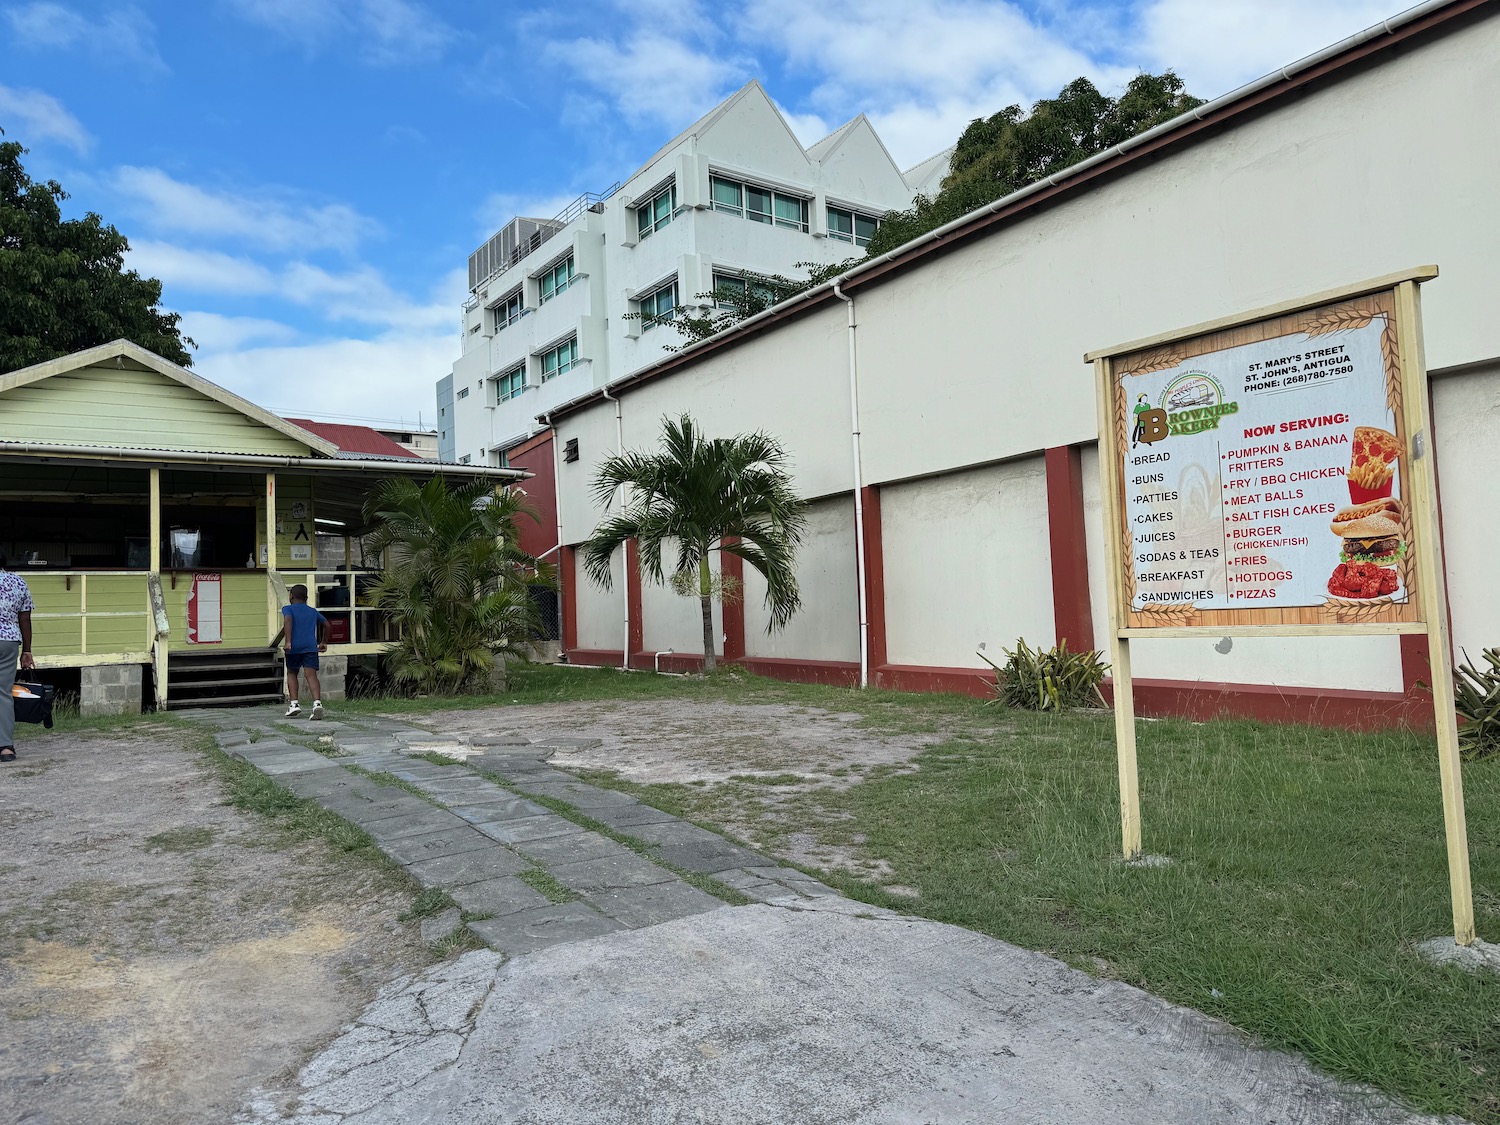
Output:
top-left (284, 418), bottom-right (420, 460)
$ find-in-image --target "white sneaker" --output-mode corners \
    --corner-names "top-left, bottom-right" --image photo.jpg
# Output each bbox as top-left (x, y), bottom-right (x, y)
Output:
top-left (310, 702), bottom-right (325, 721)
top-left (285, 702), bottom-right (302, 718)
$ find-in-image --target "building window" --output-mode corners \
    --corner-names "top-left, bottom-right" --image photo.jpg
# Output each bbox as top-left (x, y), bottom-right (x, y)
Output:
top-left (712, 271), bottom-right (779, 310)
top-left (456, 387), bottom-right (469, 400)
top-left (638, 279), bottom-right (678, 332)
top-left (538, 255), bottom-right (575, 303)
top-left (709, 174), bottom-right (808, 232)
top-left (636, 182), bottom-right (677, 240)
top-left (495, 364), bottom-right (527, 402)
top-left (711, 176), bottom-right (741, 214)
top-left (540, 337), bottom-right (579, 381)
top-left (827, 206), bottom-right (880, 247)
top-left (459, 454), bottom-right (471, 464)
top-left (491, 288), bottom-right (524, 331)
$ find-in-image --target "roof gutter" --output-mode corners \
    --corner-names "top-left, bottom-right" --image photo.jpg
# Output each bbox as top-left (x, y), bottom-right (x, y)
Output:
top-left (537, 0), bottom-right (1469, 427)
top-left (0, 441), bottom-right (530, 479)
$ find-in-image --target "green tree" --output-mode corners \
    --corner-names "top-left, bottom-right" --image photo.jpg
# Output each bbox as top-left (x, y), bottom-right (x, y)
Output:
top-left (580, 414), bottom-right (808, 672)
top-left (0, 140), bottom-right (193, 371)
top-left (865, 72), bottom-right (1204, 256)
top-left (635, 259), bottom-right (859, 350)
top-left (363, 477), bottom-right (550, 694)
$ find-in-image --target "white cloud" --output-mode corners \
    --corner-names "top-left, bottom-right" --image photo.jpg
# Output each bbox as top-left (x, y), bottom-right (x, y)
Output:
top-left (128, 239), bottom-right (459, 334)
top-left (113, 166), bottom-right (379, 253)
top-left (774, 100), bottom-right (831, 148)
top-left (176, 311), bottom-right (299, 351)
top-left (199, 332), bottom-right (454, 425)
top-left (1132, 0), bottom-right (1406, 99)
top-left (554, 31), bottom-right (748, 127)
top-left (4, 2), bottom-right (164, 68)
top-left (728, 0), bottom-right (1132, 166)
top-left (0, 84), bottom-right (90, 151)
top-left (126, 240), bottom-right (279, 295)
top-left (226, 0), bottom-right (455, 65)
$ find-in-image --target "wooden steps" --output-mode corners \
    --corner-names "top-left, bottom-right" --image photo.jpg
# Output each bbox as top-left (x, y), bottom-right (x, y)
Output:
top-left (166, 648), bottom-right (283, 710)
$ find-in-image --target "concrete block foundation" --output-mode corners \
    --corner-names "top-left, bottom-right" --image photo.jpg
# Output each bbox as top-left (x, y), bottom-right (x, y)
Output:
top-left (319, 655), bottom-right (348, 702)
top-left (81, 664), bottom-right (144, 718)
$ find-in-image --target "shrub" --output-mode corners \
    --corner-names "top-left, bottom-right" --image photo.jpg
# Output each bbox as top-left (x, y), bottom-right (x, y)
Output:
top-left (979, 637), bottom-right (1109, 712)
top-left (1454, 648), bottom-right (1500, 761)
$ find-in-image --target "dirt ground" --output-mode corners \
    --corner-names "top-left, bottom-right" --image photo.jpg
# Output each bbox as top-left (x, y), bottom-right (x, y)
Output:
top-left (435, 698), bottom-right (939, 784)
top-left (429, 699), bottom-right (944, 884)
top-left (0, 725), bottom-right (434, 1125)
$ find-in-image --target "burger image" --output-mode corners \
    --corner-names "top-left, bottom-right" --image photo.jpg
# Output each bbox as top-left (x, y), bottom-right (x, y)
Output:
top-left (1327, 497), bottom-right (1405, 599)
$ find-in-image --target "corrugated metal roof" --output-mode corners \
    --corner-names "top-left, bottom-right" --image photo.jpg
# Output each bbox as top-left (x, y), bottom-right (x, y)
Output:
top-left (284, 418), bottom-right (420, 460)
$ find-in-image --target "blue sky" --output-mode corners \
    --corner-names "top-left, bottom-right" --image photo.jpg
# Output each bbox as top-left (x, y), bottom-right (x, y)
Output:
top-left (0, 0), bottom-right (1402, 429)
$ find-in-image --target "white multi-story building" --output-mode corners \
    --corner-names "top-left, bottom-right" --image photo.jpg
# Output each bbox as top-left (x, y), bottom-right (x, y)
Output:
top-left (437, 81), bottom-right (949, 464)
top-left (375, 427), bottom-right (439, 459)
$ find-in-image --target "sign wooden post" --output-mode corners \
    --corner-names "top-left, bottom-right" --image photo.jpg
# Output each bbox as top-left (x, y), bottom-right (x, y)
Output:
top-left (1087, 267), bottom-right (1474, 945)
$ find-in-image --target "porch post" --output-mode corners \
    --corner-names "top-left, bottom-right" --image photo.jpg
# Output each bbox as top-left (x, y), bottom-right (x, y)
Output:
top-left (149, 469), bottom-right (161, 572)
top-left (345, 534), bottom-right (354, 645)
top-left (149, 468), bottom-right (167, 709)
top-left (266, 473), bottom-right (279, 641)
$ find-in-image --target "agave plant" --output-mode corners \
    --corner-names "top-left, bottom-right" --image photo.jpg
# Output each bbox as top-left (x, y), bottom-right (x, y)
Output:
top-left (979, 637), bottom-right (1109, 712)
top-left (362, 477), bottom-right (550, 695)
top-left (1454, 647), bottom-right (1500, 760)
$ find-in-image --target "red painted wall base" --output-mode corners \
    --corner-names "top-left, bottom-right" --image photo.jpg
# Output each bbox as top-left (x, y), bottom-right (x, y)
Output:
top-left (561, 649), bottom-right (1433, 732)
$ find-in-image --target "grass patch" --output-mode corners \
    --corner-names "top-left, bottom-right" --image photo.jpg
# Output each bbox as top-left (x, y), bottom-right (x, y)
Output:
top-left (430, 926), bottom-right (486, 957)
top-left (462, 666), bottom-right (1500, 1123)
top-left (344, 763), bottom-right (442, 805)
top-left (471, 766), bottom-right (754, 907)
top-left (728, 773), bottom-right (806, 786)
top-left (143, 826), bottom-right (217, 852)
top-left (399, 887), bottom-right (458, 922)
top-left (517, 867), bottom-right (578, 904)
top-left (195, 737), bottom-right (398, 864)
top-left (412, 751), bottom-right (463, 767)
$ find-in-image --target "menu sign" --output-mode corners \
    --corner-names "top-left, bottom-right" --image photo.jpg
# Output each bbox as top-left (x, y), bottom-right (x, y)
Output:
top-left (1110, 291), bottom-right (1418, 628)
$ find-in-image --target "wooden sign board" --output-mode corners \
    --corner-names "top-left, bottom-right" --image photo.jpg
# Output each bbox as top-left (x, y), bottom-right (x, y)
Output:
top-left (1086, 268), bottom-right (1475, 945)
top-left (1109, 288), bottom-right (1418, 631)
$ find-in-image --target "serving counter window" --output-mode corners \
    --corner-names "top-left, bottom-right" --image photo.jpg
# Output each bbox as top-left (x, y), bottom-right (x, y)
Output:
top-left (0, 466), bottom-right (150, 570)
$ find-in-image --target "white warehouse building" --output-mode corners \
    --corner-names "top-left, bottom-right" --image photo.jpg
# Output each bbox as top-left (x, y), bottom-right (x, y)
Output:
top-left (437, 81), bottom-right (950, 465)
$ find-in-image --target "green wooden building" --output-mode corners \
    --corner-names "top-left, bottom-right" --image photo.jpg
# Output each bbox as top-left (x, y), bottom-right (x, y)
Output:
top-left (1, 340), bottom-right (522, 713)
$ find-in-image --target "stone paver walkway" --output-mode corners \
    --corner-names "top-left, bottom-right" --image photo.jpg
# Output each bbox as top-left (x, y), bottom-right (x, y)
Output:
top-left (180, 705), bottom-right (836, 955)
top-left (183, 705), bottom-right (1450, 1125)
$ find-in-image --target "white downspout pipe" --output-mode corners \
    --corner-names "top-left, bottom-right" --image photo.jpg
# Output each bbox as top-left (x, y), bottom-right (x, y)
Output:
top-left (547, 423), bottom-right (567, 655)
top-left (600, 385), bottom-right (629, 671)
top-left (833, 282), bottom-right (869, 689)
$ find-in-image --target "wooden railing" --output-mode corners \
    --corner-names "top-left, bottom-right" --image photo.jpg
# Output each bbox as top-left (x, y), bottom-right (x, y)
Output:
top-left (26, 571), bottom-right (153, 665)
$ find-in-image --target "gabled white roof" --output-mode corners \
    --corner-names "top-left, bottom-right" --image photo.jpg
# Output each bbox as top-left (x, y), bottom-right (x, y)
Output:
top-left (806, 117), bottom-right (860, 162)
top-left (903, 146), bottom-right (956, 197)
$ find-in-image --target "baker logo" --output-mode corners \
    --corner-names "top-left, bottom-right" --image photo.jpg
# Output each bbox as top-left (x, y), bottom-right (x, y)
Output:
top-left (1131, 393), bottom-right (1169, 447)
top-left (1159, 372), bottom-right (1238, 436)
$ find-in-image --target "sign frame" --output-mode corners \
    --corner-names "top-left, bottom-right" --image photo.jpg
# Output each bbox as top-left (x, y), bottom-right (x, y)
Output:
top-left (1085, 266), bottom-right (1475, 946)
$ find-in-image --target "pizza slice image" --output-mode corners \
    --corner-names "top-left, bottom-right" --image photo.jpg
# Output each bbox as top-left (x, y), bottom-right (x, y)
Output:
top-left (1351, 426), bottom-right (1401, 469)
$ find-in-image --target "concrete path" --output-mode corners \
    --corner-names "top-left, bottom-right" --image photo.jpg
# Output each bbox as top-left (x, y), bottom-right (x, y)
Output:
top-left (187, 706), bottom-right (1449, 1125)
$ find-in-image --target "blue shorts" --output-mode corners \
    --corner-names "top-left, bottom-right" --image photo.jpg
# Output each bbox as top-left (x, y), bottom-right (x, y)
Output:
top-left (286, 651), bottom-right (320, 673)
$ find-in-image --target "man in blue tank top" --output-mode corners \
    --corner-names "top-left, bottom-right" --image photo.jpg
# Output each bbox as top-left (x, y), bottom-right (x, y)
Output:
top-left (271, 584), bottom-right (329, 719)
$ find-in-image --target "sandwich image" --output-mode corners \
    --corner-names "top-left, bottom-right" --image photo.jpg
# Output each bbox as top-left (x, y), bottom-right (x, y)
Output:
top-left (1327, 497), bottom-right (1405, 599)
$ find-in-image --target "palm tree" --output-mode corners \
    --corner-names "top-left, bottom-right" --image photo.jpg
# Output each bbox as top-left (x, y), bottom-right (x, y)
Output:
top-left (581, 414), bottom-right (808, 672)
top-left (363, 476), bottom-right (550, 694)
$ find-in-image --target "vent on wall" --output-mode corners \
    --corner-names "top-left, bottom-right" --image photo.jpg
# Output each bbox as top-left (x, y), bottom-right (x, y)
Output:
top-left (563, 438), bottom-right (580, 463)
